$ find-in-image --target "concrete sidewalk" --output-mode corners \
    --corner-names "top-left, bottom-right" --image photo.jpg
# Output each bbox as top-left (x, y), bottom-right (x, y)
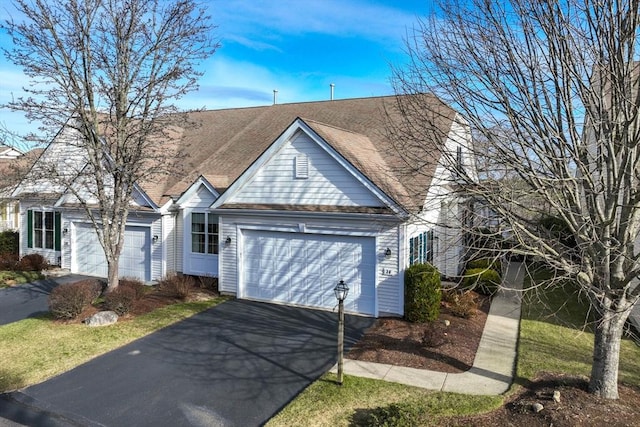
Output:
top-left (332, 262), bottom-right (525, 395)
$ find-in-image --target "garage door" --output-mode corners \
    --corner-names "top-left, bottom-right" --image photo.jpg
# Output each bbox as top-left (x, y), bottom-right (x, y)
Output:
top-left (242, 230), bottom-right (376, 315)
top-left (74, 224), bottom-right (151, 281)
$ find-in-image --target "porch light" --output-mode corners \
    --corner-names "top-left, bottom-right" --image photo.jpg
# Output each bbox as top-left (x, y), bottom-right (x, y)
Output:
top-left (334, 279), bottom-right (349, 302)
top-left (62, 228), bottom-right (69, 235)
top-left (152, 235), bottom-right (159, 243)
top-left (385, 247), bottom-right (392, 257)
top-left (333, 279), bottom-right (349, 385)
top-left (225, 236), bottom-right (232, 245)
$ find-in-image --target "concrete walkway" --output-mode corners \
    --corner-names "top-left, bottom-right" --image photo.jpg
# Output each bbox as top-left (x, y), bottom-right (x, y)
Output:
top-left (332, 262), bottom-right (525, 395)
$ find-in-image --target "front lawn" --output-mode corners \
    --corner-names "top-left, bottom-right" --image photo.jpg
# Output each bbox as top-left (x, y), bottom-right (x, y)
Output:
top-left (0, 270), bottom-right (44, 288)
top-left (0, 298), bottom-right (224, 392)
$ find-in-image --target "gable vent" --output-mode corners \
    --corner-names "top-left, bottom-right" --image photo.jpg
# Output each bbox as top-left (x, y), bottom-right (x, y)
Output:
top-left (295, 155), bottom-right (309, 179)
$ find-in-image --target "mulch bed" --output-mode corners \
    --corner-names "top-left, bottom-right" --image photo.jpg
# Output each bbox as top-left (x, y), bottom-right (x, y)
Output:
top-left (347, 291), bottom-right (491, 373)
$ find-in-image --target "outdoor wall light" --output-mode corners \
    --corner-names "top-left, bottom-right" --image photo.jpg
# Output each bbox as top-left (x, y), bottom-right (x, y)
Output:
top-left (225, 236), bottom-right (232, 245)
top-left (152, 235), bottom-right (159, 243)
top-left (62, 228), bottom-right (69, 235)
top-left (385, 247), bottom-right (392, 257)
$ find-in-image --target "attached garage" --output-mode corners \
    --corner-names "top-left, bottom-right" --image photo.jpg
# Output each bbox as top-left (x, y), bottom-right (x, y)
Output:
top-left (73, 223), bottom-right (151, 281)
top-left (241, 230), bottom-right (376, 315)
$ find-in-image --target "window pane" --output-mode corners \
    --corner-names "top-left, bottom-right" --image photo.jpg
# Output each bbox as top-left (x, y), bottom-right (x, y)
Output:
top-left (34, 211), bottom-right (43, 229)
top-left (45, 230), bottom-right (54, 249)
top-left (191, 213), bottom-right (205, 232)
top-left (44, 212), bottom-right (54, 230)
top-left (191, 213), bottom-right (205, 253)
top-left (192, 234), bottom-right (205, 253)
top-left (33, 211), bottom-right (43, 248)
top-left (207, 217), bottom-right (218, 255)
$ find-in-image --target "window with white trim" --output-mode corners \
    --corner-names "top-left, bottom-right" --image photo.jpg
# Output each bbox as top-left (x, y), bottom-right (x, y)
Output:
top-left (191, 212), bottom-right (219, 254)
top-left (409, 231), bottom-right (434, 265)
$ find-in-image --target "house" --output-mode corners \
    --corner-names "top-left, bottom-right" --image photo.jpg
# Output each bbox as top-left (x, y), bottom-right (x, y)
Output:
top-left (12, 95), bottom-right (474, 317)
top-left (0, 144), bottom-right (34, 232)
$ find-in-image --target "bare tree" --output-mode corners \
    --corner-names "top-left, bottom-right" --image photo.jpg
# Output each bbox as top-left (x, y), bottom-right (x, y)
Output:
top-left (391, 0), bottom-right (640, 399)
top-left (2, 0), bottom-right (217, 291)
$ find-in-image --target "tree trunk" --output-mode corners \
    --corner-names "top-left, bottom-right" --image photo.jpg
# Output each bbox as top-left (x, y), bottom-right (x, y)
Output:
top-left (106, 257), bottom-right (120, 292)
top-left (589, 309), bottom-right (627, 399)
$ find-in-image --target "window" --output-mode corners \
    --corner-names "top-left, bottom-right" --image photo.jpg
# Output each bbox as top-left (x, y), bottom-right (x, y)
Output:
top-left (191, 212), bottom-right (219, 254)
top-left (27, 209), bottom-right (60, 250)
top-left (409, 231), bottom-right (434, 265)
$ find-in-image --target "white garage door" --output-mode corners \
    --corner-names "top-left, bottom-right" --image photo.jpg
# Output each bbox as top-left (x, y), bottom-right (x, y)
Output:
top-left (242, 230), bottom-right (376, 315)
top-left (74, 224), bottom-right (151, 281)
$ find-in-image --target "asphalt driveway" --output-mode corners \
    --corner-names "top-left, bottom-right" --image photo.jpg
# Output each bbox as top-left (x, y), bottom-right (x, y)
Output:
top-left (1, 299), bottom-right (374, 426)
top-left (0, 275), bottom-right (94, 326)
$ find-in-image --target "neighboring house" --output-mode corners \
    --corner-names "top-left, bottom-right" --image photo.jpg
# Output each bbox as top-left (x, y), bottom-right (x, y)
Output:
top-left (12, 95), bottom-right (474, 317)
top-left (0, 144), bottom-right (29, 232)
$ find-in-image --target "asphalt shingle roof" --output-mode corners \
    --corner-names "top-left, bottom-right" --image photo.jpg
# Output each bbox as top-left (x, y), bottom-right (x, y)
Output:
top-left (138, 95), bottom-right (456, 213)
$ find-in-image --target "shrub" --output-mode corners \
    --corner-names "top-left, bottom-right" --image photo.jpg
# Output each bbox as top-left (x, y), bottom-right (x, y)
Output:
top-left (353, 403), bottom-right (420, 427)
top-left (194, 275), bottom-right (218, 292)
top-left (18, 253), bottom-right (49, 272)
top-left (467, 258), bottom-right (502, 276)
top-left (0, 253), bottom-right (19, 270)
top-left (404, 263), bottom-right (441, 323)
top-left (104, 286), bottom-right (136, 315)
top-left (446, 290), bottom-right (479, 319)
top-left (0, 231), bottom-right (19, 255)
top-left (49, 279), bottom-right (103, 319)
top-left (462, 268), bottom-right (501, 295)
top-left (158, 272), bottom-right (194, 299)
top-left (421, 322), bottom-right (449, 348)
top-left (118, 278), bottom-right (147, 300)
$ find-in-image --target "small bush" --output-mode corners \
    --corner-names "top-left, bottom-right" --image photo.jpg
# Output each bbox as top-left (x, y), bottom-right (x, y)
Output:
top-left (158, 272), bottom-right (194, 299)
top-left (462, 268), bottom-right (501, 295)
top-left (421, 322), bottom-right (449, 348)
top-left (0, 231), bottom-right (19, 255)
top-left (118, 278), bottom-right (147, 300)
top-left (354, 403), bottom-right (420, 427)
top-left (445, 290), bottom-right (479, 319)
top-left (49, 280), bottom-right (102, 319)
top-left (0, 253), bottom-right (19, 270)
top-left (104, 287), bottom-right (136, 316)
top-left (18, 253), bottom-right (49, 272)
top-left (194, 275), bottom-right (218, 292)
top-left (467, 258), bottom-right (502, 276)
top-left (404, 263), bottom-right (441, 323)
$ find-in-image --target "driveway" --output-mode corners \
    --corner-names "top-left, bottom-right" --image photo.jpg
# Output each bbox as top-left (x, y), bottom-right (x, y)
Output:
top-left (0, 275), bottom-right (94, 326)
top-left (1, 299), bottom-right (374, 426)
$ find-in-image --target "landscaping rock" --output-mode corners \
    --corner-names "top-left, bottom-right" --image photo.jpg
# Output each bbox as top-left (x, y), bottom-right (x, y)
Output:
top-left (532, 402), bottom-right (544, 413)
top-left (84, 311), bottom-right (118, 327)
top-left (553, 390), bottom-right (561, 402)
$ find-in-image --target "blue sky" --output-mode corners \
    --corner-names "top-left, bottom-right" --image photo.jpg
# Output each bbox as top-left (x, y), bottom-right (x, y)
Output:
top-left (0, 0), bottom-right (429, 146)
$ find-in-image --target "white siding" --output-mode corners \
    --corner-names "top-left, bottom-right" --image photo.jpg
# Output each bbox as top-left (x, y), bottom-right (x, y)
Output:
top-left (162, 213), bottom-right (177, 274)
top-left (377, 225), bottom-right (402, 315)
top-left (227, 133), bottom-right (384, 207)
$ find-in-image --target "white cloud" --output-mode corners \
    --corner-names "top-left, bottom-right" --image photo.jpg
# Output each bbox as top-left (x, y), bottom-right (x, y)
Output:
top-left (212, 0), bottom-right (419, 49)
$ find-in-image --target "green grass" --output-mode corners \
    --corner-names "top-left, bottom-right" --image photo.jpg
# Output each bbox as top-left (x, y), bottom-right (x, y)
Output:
top-left (267, 374), bottom-right (503, 427)
top-left (0, 298), bottom-right (225, 392)
top-left (517, 267), bottom-right (640, 387)
top-left (269, 265), bottom-right (640, 425)
top-left (0, 270), bottom-right (44, 287)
